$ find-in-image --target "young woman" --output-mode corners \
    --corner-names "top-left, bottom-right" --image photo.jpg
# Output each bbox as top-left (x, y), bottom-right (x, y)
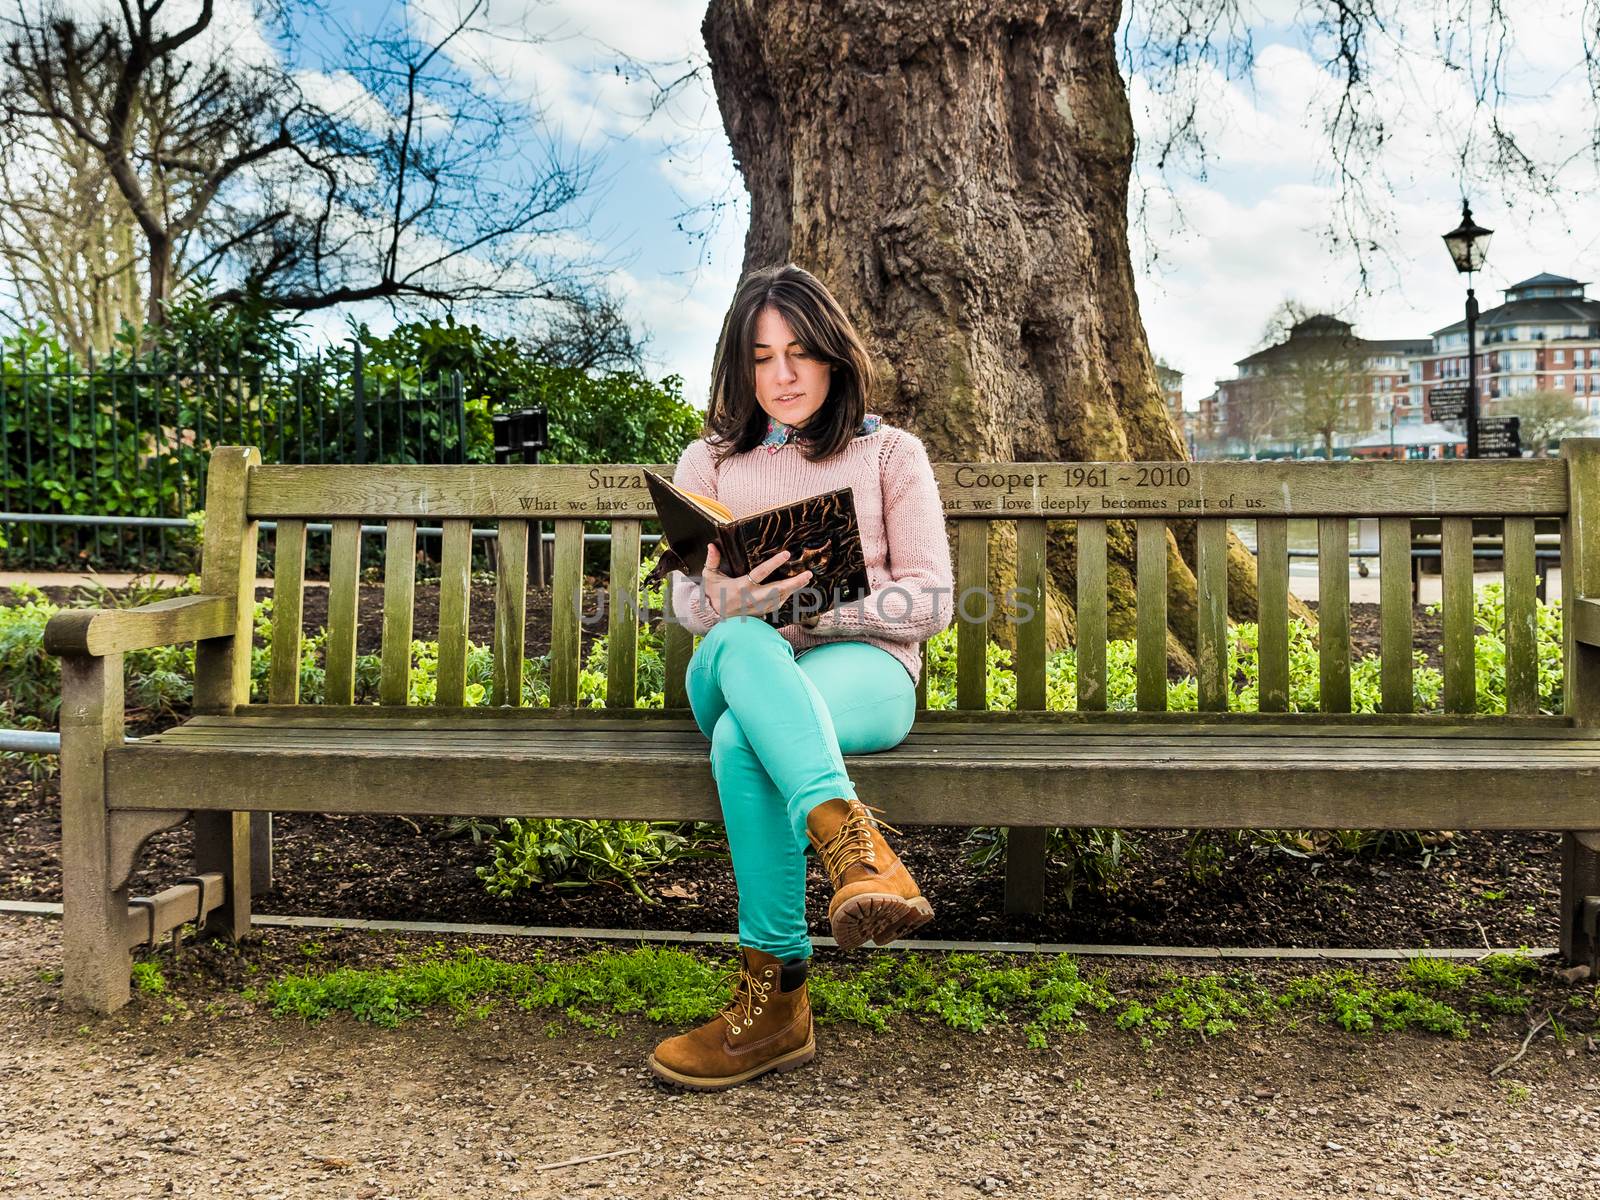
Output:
top-left (647, 263), bottom-right (955, 1091)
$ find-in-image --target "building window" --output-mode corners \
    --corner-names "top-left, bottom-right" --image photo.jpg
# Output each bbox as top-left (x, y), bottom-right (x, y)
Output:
top-left (1555, 350), bottom-right (1566, 365)
top-left (1556, 375), bottom-right (1567, 389)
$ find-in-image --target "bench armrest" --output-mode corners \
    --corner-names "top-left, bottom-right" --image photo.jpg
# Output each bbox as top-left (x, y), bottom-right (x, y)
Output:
top-left (43, 594), bottom-right (238, 658)
top-left (1573, 596), bottom-right (1600, 649)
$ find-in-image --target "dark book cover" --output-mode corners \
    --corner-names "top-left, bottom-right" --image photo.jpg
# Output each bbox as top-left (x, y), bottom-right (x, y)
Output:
top-left (641, 469), bottom-right (870, 628)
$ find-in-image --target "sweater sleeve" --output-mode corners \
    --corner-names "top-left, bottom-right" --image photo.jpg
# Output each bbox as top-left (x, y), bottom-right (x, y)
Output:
top-left (805, 431), bottom-right (954, 644)
top-left (667, 439), bottom-right (723, 636)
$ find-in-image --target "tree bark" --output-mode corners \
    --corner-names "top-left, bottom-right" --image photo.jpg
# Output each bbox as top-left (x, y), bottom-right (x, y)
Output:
top-left (704, 0), bottom-right (1307, 670)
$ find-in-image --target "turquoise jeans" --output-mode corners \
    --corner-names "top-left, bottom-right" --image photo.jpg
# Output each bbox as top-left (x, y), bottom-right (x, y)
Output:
top-left (686, 616), bottom-right (917, 961)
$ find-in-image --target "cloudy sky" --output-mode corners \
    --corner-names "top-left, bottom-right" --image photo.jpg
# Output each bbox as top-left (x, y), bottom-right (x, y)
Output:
top-left (42, 1), bottom-right (1600, 412)
top-left (458, 0), bottom-right (1598, 409)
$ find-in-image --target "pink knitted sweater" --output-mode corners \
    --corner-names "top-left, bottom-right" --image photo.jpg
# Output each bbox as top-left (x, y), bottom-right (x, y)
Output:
top-left (668, 419), bottom-right (955, 684)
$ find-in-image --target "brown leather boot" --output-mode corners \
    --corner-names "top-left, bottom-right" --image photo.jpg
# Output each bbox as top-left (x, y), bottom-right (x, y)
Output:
top-left (806, 797), bottom-right (933, 951)
top-left (647, 946), bottom-right (815, 1091)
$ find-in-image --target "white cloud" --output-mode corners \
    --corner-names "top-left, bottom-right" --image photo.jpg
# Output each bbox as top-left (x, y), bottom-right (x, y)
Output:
top-left (615, 199), bottom-right (749, 409)
top-left (1129, 6), bottom-right (1600, 408)
top-left (28, 0), bottom-right (1600, 434)
top-left (42, 0), bottom-right (279, 68)
top-left (410, 0), bottom-right (716, 151)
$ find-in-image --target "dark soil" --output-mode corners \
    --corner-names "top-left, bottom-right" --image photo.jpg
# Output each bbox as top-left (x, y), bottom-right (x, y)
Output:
top-left (1, 587), bottom-right (1560, 949)
top-left (0, 751), bottom-right (1561, 948)
top-left (1339, 598), bottom-right (1446, 675)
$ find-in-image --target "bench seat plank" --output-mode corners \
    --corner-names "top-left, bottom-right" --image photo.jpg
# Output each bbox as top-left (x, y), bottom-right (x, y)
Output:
top-left (148, 724), bottom-right (1600, 750)
top-left (107, 719), bottom-right (1600, 830)
top-left (185, 708), bottom-right (1577, 732)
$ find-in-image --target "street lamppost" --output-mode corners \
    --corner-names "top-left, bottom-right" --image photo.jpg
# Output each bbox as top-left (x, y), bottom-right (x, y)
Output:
top-left (1442, 201), bottom-right (1494, 458)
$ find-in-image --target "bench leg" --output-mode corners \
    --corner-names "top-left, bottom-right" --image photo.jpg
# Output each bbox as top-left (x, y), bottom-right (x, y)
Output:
top-left (194, 813), bottom-right (253, 941)
top-left (250, 812), bottom-right (273, 897)
top-left (1560, 831), bottom-right (1600, 968)
top-left (1004, 827), bottom-right (1049, 915)
top-left (60, 655), bottom-right (134, 1014)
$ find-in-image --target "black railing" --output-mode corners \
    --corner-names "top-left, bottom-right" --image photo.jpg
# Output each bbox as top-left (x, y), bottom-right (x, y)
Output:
top-left (0, 341), bottom-right (465, 571)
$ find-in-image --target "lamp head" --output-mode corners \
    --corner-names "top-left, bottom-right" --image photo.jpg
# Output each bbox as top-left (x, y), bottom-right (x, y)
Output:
top-left (1442, 200), bottom-right (1493, 274)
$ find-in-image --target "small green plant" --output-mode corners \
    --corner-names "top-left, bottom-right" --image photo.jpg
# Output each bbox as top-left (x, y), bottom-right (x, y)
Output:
top-left (1399, 957), bottom-right (1478, 991)
top-left (1501, 1080), bottom-right (1531, 1105)
top-left (1276, 969), bottom-right (1471, 1038)
top-left (1116, 970), bottom-right (1262, 1040)
top-left (434, 815), bottom-right (500, 845)
top-left (476, 818), bottom-right (720, 903)
top-left (131, 962), bottom-right (167, 995)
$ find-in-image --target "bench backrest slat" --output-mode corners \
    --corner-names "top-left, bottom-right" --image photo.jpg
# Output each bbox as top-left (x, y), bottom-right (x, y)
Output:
top-left (549, 518), bottom-right (585, 706)
top-left (380, 518), bottom-right (417, 705)
top-left (1441, 516), bottom-right (1476, 713)
top-left (606, 518), bottom-right (642, 708)
top-left (232, 451), bottom-right (1581, 721)
top-left (1074, 517), bottom-right (1108, 711)
top-left (268, 518), bottom-right (307, 705)
top-left (1015, 518), bottom-right (1048, 710)
top-left (435, 518), bottom-right (473, 706)
top-left (1135, 517), bottom-right (1166, 711)
top-left (1255, 516), bottom-right (1290, 712)
top-left (491, 519), bottom-right (528, 706)
top-left (1504, 515), bottom-right (1539, 715)
top-left (324, 518), bottom-right (361, 705)
top-left (1195, 519), bottom-right (1229, 711)
top-left (1317, 517), bottom-right (1352, 712)
top-left (662, 573), bottom-right (694, 709)
top-left (1377, 517), bottom-right (1413, 713)
top-left (1561, 439), bottom-right (1600, 727)
top-left (195, 446), bottom-right (260, 716)
top-left (955, 519), bottom-right (988, 710)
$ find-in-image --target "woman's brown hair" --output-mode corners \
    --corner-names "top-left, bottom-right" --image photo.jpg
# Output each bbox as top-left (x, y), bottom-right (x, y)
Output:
top-left (704, 263), bottom-right (876, 467)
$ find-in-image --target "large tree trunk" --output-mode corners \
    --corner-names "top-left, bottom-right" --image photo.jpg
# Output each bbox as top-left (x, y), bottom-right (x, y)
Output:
top-left (704, 0), bottom-right (1305, 670)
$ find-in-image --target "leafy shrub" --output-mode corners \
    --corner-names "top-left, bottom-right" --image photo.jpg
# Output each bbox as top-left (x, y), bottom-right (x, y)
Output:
top-left (476, 818), bottom-right (721, 903)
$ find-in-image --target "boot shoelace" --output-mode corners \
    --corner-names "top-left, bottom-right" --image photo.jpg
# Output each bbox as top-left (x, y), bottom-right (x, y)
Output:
top-left (717, 963), bottom-right (776, 1036)
top-left (816, 801), bottom-right (905, 889)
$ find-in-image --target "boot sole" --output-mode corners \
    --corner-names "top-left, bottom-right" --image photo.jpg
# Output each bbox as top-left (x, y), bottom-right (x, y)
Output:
top-left (830, 893), bottom-right (934, 951)
top-left (646, 1034), bottom-right (817, 1091)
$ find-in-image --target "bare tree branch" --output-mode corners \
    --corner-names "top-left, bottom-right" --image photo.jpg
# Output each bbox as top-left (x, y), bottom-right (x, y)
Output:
top-left (0, 0), bottom-right (633, 362)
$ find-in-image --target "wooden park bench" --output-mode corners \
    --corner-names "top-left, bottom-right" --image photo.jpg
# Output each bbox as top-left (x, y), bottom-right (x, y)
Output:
top-left (45, 442), bottom-right (1600, 1013)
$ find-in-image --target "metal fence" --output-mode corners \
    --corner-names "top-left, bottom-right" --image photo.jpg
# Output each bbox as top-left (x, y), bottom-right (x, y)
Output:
top-left (0, 342), bottom-right (466, 571)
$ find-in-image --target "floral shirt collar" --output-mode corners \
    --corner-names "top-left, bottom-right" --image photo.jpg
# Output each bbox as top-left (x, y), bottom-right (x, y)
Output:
top-left (761, 412), bottom-right (882, 453)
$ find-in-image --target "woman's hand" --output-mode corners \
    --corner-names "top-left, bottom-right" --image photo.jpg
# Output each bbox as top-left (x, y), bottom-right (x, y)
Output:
top-left (701, 542), bottom-right (814, 620)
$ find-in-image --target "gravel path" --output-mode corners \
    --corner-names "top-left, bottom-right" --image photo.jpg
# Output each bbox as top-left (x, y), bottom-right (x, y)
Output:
top-left (2, 916), bottom-right (1597, 1199)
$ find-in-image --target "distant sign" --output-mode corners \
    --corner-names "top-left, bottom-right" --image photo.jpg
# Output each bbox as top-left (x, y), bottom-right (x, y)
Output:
top-left (1478, 415), bottom-right (1522, 459)
top-left (1429, 384), bottom-right (1471, 423)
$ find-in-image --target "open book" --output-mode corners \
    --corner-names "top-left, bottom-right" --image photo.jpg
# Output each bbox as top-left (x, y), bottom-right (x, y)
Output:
top-left (641, 469), bottom-right (870, 628)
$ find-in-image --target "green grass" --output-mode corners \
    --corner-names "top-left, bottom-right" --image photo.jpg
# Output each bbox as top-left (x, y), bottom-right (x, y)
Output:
top-left (246, 943), bottom-right (1583, 1048)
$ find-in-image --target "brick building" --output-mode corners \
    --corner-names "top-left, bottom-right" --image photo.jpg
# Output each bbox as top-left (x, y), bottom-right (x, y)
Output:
top-left (1204, 315), bottom-right (1428, 457)
top-left (1411, 273), bottom-right (1600, 421)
